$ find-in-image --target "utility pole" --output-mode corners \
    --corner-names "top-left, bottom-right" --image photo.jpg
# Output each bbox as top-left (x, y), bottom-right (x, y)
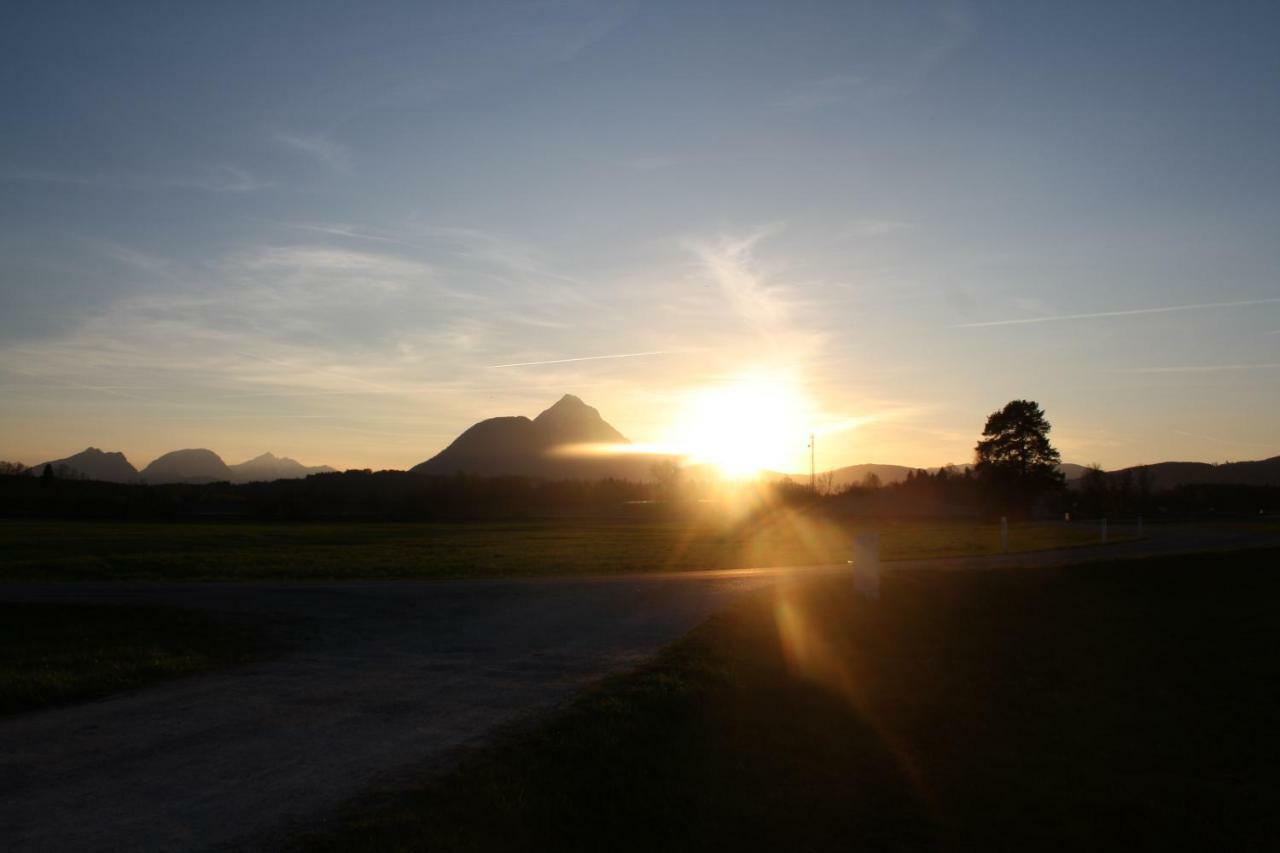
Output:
top-left (809, 432), bottom-right (815, 492)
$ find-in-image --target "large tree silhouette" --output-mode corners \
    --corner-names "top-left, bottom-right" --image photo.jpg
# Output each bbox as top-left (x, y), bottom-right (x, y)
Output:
top-left (974, 400), bottom-right (1065, 515)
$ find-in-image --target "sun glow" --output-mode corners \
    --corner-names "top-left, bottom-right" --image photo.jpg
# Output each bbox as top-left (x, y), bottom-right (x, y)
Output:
top-left (671, 372), bottom-right (813, 478)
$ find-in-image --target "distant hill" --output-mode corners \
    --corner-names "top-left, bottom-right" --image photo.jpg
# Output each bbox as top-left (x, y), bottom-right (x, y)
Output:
top-left (1058, 463), bottom-right (1090, 481)
top-left (30, 447), bottom-right (138, 483)
top-left (412, 394), bottom-right (663, 480)
top-left (228, 452), bottom-right (336, 484)
top-left (1104, 456), bottom-right (1280, 490)
top-left (140, 449), bottom-right (234, 484)
top-left (771, 461), bottom-right (1089, 488)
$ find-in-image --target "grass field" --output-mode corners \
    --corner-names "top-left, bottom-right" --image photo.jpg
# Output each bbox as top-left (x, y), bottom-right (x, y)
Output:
top-left (291, 547), bottom-right (1280, 852)
top-left (0, 514), bottom-right (1123, 581)
top-left (0, 603), bottom-right (262, 715)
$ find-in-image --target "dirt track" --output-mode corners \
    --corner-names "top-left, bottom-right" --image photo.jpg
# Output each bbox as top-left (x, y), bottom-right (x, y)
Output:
top-left (2, 525), bottom-right (1276, 851)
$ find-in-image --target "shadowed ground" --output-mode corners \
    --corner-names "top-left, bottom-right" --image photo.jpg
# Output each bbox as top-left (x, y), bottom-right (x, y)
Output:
top-left (1, 525), bottom-right (1277, 851)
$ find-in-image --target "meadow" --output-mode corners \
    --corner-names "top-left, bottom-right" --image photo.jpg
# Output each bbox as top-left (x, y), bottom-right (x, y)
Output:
top-left (291, 547), bottom-right (1280, 852)
top-left (0, 603), bottom-right (262, 715)
top-left (0, 514), bottom-right (1122, 581)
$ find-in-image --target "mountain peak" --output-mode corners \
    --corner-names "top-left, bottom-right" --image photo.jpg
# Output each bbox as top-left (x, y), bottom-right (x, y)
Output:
top-left (31, 447), bottom-right (138, 483)
top-left (412, 394), bottom-right (636, 477)
top-left (532, 395), bottom-right (626, 443)
top-left (538, 394), bottom-right (588, 414)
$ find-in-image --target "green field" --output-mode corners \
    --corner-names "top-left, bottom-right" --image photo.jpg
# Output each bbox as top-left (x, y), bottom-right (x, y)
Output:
top-left (0, 515), bottom-right (1124, 581)
top-left (0, 603), bottom-right (262, 715)
top-left (292, 548), bottom-right (1280, 852)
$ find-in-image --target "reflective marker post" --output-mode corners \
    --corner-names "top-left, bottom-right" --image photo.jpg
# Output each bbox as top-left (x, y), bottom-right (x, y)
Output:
top-left (851, 532), bottom-right (881, 600)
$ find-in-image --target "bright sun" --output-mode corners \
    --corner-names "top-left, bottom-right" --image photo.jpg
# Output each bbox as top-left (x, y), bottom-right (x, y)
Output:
top-left (671, 372), bottom-right (812, 478)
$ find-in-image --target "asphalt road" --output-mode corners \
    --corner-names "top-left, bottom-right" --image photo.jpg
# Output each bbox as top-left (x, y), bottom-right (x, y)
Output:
top-left (2, 525), bottom-right (1276, 852)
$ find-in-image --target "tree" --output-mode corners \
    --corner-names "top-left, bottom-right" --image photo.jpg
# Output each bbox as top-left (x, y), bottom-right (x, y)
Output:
top-left (1079, 464), bottom-right (1109, 516)
top-left (649, 459), bottom-right (683, 502)
top-left (974, 400), bottom-right (1065, 515)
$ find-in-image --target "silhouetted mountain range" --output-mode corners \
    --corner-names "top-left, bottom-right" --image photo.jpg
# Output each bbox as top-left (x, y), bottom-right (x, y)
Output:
top-left (228, 452), bottom-right (337, 484)
top-left (140, 448), bottom-right (233, 484)
top-left (28, 447), bottom-right (334, 484)
top-left (31, 447), bottom-right (139, 483)
top-left (18, 402), bottom-right (1279, 491)
top-left (412, 394), bottom-right (662, 479)
top-left (1103, 456), bottom-right (1280, 491)
top-left (772, 462), bottom-right (1090, 489)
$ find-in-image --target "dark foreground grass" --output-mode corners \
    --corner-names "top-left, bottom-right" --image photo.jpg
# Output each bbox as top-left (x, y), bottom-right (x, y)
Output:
top-left (0, 603), bottom-right (262, 715)
top-left (0, 516), bottom-right (1121, 580)
top-left (293, 548), bottom-right (1280, 852)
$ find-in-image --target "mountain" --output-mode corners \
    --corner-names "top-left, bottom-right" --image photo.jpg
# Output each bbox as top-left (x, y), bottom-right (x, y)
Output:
top-left (773, 461), bottom-right (1089, 488)
top-left (1058, 463), bottom-right (1090, 481)
top-left (228, 452), bottom-right (336, 484)
top-left (140, 449), bottom-right (234, 484)
top-left (1103, 456), bottom-right (1280, 490)
top-left (30, 447), bottom-right (138, 482)
top-left (412, 394), bottom-right (659, 479)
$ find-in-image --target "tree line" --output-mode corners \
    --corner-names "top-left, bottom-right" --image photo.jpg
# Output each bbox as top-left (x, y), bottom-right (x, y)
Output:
top-left (3, 400), bottom-right (1275, 521)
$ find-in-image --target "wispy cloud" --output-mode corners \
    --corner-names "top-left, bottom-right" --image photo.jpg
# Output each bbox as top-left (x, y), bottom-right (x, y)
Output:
top-left (0, 164), bottom-right (267, 193)
top-left (844, 219), bottom-right (915, 238)
top-left (953, 297), bottom-right (1280, 328)
top-left (690, 230), bottom-right (792, 337)
top-left (776, 74), bottom-right (865, 112)
top-left (1117, 363), bottom-right (1280, 374)
top-left (274, 132), bottom-right (349, 171)
top-left (488, 351), bottom-right (675, 369)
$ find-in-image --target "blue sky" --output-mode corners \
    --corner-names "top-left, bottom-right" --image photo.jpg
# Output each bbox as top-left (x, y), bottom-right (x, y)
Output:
top-left (3, 0), bottom-right (1279, 471)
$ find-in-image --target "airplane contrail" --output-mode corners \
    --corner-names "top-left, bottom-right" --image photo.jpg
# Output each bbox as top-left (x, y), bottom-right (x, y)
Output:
top-left (1116, 362), bottom-right (1280, 374)
top-left (488, 350), bottom-right (674, 369)
top-left (952, 297), bottom-right (1280, 328)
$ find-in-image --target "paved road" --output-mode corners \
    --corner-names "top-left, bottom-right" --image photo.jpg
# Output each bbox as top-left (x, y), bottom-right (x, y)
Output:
top-left (2, 526), bottom-right (1276, 852)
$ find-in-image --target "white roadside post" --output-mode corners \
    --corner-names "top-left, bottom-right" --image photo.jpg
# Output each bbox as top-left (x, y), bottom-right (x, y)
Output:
top-left (851, 531), bottom-right (881, 600)
top-left (1000, 516), bottom-right (1009, 553)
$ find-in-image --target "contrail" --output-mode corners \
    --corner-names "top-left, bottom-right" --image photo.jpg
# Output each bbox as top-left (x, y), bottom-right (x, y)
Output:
top-left (488, 350), bottom-right (674, 369)
top-left (1116, 363), bottom-right (1280, 374)
top-left (952, 297), bottom-right (1280, 328)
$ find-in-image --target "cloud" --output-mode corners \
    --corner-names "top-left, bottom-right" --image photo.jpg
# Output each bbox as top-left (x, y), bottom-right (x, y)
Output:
top-left (274, 132), bottom-right (350, 171)
top-left (690, 230), bottom-right (794, 337)
top-left (237, 245), bottom-right (428, 281)
top-left (488, 351), bottom-right (675, 369)
top-left (776, 2), bottom-right (977, 112)
top-left (0, 164), bottom-right (268, 193)
top-left (1115, 363), bottom-right (1280, 374)
top-left (776, 74), bottom-right (866, 112)
top-left (953, 297), bottom-right (1280, 328)
top-left (844, 219), bottom-right (916, 238)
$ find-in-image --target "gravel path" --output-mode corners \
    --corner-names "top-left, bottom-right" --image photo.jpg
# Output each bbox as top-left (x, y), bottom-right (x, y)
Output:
top-left (2, 525), bottom-right (1276, 852)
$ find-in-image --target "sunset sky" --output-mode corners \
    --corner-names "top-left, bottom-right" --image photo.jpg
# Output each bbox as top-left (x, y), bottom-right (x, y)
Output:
top-left (3, 1), bottom-right (1279, 474)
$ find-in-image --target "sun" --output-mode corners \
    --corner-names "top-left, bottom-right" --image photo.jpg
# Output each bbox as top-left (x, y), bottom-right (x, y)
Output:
top-left (670, 372), bottom-right (812, 478)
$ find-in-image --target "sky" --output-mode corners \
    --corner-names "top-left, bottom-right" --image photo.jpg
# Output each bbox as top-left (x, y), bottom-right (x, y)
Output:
top-left (3, 0), bottom-right (1280, 473)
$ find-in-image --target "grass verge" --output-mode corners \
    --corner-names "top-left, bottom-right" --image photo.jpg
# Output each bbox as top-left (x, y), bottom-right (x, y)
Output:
top-left (292, 547), bottom-right (1280, 852)
top-left (0, 516), bottom-right (1127, 580)
top-left (0, 603), bottom-right (263, 715)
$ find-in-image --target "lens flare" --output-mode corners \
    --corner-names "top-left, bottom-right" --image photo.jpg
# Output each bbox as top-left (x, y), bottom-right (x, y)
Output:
top-left (669, 371), bottom-right (812, 478)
